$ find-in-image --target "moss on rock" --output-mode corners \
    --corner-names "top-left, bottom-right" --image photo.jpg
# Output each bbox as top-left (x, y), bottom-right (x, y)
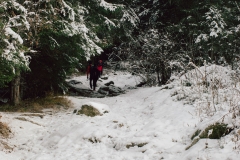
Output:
top-left (199, 123), bottom-right (231, 139)
top-left (77, 105), bottom-right (101, 117)
top-left (186, 138), bottom-right (200, 150)
top-left (191, 129), bottom-right (201, 140)
top-left (186, 123), bottom-right (233, 150)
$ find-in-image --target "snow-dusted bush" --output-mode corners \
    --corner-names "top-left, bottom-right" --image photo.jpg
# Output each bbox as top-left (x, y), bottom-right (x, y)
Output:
top-left (172, 63), bottom-right (238, 112)
top-left (0, 0), bottom-right (30, 87)
top-left (171, 62), bottom-right (240, 151)
top-left (121, 29), bottom-right (175, 86)
top-left (175, 61), bottom-right (240, 153)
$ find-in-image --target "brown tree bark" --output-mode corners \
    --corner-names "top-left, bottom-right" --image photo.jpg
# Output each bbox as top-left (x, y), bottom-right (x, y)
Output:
top-left (10, 70), bottom-right (21, 106)
top-left (160, 60), bottom-right (171, 85)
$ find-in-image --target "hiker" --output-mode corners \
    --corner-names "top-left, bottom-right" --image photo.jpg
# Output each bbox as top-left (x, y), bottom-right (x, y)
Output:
top-left (97, 59), bottom-right (103, 78)
top-left (88, 61), bottom-right (99, 90)
top-left (86, 60), bottom-right (92, 80)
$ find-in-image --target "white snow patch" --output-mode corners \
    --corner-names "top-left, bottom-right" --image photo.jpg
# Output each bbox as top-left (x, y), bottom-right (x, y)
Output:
top-left (5, 27), bottom-right (23, 44)
top-left (0, 67), bottom-right (239, 160)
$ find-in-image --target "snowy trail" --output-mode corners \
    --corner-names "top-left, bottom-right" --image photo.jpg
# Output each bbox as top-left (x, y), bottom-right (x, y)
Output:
top-left (1, 71), bottom-right (238, 160)
top-left (1, 86), bottom-right (198, 160)
top-left (29, 87), bottom-right (197, 160)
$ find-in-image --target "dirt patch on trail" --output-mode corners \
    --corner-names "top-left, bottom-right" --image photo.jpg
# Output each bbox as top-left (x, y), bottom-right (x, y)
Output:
top-left (0, 121), bottom-right (11, 138)
top-left (0, 140), bottom-right (13, 151)
top-left (15, 117), bottom-right (42, 126)
top-left (0, 119), bottom-right (13, 151)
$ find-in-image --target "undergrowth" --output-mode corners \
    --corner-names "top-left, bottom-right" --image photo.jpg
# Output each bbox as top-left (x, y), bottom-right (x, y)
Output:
top-left (171, 62), bottom-right (240, 151)
top-left (0, 96), bottom-right (72, 113)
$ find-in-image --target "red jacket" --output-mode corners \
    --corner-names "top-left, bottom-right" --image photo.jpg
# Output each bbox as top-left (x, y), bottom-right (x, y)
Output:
top-left (86, 65), bottom-right (91, 78)
top-left (97, 60), bottom-right (103, 71)
top-left (97, 65), bottom-right (102, 71)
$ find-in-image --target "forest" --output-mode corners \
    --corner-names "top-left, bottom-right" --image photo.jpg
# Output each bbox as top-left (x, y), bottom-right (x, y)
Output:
top-left (1, 0), bottom-right (240, 105)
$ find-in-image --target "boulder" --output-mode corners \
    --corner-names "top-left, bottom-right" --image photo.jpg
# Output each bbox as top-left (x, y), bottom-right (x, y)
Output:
top-left (98, 85), bottom-right (125, 97)
top-left (77, 105), bottom-right (101, 117)
top-left (104, 81), bottom-right (114, 86)
top-left (66, 80), bottom-right (105, 98)
top-left (68, 80), bottom-right (82, 85)
top-left (76, 102), bottom-right (109, 117)
top-left (100, 75), bottom-right (108, 80)
top-left (136, 81), bottom-right (146, 87)
top-left (98, 88), bottom-right (109, 95)
top-left (67, 79), bottom-right (125, 98)
top-left (123, 85), bottom-right (137, 90)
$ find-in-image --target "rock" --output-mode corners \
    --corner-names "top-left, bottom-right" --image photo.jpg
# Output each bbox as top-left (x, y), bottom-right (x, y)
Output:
top-left (67, 79), bottom-right (125, 98)
top-left (108, 85), bottom-right (125, 96)
top-left (101, 77), bottom-right (108, 80)
top-left (68, 87), bottom-right (105, 98)
top-left (123, 85), bottom-right (137, 90)
top-left (77, 105), bottom-right (101, 117)
top-left (66, 80), bottom-right (105, 98)
top-left (186, 123), bottom-right (234, 150)
top-left (98, 88), bottom-right (109, 95)
top-left (104, 81), bottom-right (114, 86)
top-left (97, 85), bottom-right (109, 93)
top-left (67, 80), bottom-right (82, 85)
top-left (73, 109), bottom-right (77, 114)
top-left (136, 81), bottom-right (146, 87)
top-left (98, 85), bottom-right (125, 97)
top-left (100, 75), bottom-right (108, 80)
top-left (77, 102), bottom-right (109, 117)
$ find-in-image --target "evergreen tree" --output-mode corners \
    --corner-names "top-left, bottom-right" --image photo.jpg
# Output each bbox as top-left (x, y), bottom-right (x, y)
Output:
top-left (0, 0), bottom-right (30, 104)
top-left (1, 0), bottom-right (139, 98)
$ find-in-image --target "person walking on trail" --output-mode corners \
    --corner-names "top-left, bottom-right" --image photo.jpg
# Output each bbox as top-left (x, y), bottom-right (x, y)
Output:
top-left (97, 59), bottom-right (103, 78)
top-left (86, 60), bottom-right (92, 80)
top-left (88, 61), bottom-right (99, 91)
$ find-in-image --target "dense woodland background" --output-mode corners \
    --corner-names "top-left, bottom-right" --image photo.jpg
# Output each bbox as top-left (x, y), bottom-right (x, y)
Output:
top-left (1, 0), bottom-right (240, 105)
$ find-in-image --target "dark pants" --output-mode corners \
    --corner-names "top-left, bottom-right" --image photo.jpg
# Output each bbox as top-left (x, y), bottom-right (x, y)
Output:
top-left (90, 77), bottom-right (98, 90)
top-left (97, 70), bottom-right (101, 78)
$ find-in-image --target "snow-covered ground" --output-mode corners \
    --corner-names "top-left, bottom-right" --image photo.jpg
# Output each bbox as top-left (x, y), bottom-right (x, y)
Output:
top-left (0, 67), bottom-right (240, 160)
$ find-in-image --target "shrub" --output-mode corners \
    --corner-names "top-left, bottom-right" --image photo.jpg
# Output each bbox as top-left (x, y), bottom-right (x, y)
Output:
top-left (199, 123), bottom-right (233, 139)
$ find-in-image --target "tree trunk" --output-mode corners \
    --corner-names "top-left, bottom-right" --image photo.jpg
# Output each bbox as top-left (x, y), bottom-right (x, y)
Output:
top-left (10, 70), bottom-right (21, 106)
top-left (156, 64), bottom-right (161, 85)
top-left (160, 61), bottom-right (167, 84)
top-left (160, 61), bottom-right (171, 85)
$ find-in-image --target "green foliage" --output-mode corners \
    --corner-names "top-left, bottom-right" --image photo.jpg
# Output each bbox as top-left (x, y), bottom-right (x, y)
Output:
top-left (191, 129), bottom-right (201, 140)
top-left (0, 58), bottom-right (15, 87)
top-left (80, 0), bottom-right (136, 47)
top-left (186, 123), bottom-right (233, 150)
top-left (0, 13), bottom-right (12, 87)
top-left (24, 27), bottom-right (85, 97)
top-left (199, 123), bottom-right (231, 139)
top-left (170, 1), bottom-right (240, 65)
top-left (2, 0), bottom-right (240, 100)
top-left (185, 138), bottom-right (200, 150)
top-left (0, 0), bottom-right (139, 100)
top-left (0, 0), bottom-right (30, 89)
top-left (0, 6), bottom-right (4, 14)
